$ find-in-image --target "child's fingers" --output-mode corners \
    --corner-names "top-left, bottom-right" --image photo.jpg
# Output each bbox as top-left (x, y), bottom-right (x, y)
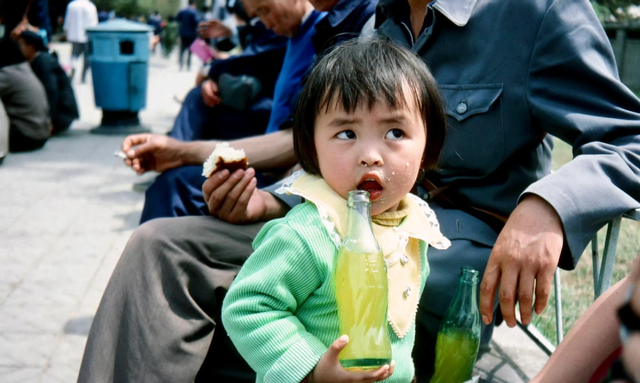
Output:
top-left (382, 360), bottom-right (395, 380)
top-left (326, 335), bottom-right (349, 362)
top-left (359, 363), bottom-right (391, 382)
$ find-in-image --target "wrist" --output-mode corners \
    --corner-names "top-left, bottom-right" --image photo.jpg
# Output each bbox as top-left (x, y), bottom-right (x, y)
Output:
top-left (261, 191), bottom-right (290, 221)
top-left (183, 140), bottom-right (218, 165)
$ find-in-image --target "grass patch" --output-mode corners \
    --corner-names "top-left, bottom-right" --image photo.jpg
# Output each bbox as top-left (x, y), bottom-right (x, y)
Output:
top-left (531, 138), bottom-right (640, 343)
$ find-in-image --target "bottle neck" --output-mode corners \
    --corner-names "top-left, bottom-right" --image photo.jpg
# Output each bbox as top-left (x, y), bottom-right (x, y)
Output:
top-left (343, 192), bottom-right (378, 253)
top-left (345, 202), bottom-right (375, 239)
top-left (447, 269), bottom-right (480, 318)
top-left (451, 278), bottom-right (478, 312)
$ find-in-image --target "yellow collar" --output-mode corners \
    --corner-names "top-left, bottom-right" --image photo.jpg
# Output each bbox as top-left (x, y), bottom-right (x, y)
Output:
top-left (281, 172), bottom-right (449, 249)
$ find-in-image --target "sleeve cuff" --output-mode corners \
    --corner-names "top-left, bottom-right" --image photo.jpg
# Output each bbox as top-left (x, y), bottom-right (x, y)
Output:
top-left (521, 178), bottom-right (582, 269)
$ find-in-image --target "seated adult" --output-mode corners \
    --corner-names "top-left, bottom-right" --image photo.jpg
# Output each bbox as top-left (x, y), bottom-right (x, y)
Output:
top-left (125, 0), bottom-right (375, 223)
top-left (79, 0), bottom-right (640, 382)
top-left (168, 8), bottom-right (289, 142)
top-left (17, 31), bottom-right (79, 135)
top-left (0, 2), bottom-right (51, 156)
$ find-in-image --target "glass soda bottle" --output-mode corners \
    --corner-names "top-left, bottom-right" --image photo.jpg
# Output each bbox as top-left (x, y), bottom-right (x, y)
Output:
top-left (430, 266), bottom-right (481, 383)
top-left (334, 190), bottom-right (392, 370)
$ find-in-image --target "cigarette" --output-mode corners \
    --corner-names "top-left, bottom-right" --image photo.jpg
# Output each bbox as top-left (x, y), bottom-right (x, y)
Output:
top-left (114, 150), bottom-right (127, 159)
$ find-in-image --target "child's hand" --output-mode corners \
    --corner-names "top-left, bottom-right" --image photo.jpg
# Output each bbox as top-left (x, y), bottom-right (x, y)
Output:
top-left (307, 335), bottom-right (395, 383)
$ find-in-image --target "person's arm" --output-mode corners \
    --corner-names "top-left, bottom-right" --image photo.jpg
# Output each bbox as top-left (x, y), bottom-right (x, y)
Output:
top-left (529, 276), bottom-right (628, 383)
top-left (221, 221), bottom-right (394, 383)
top-left (479, 0), bottom-right (640, 327)
top-left (531, 256), bottom-right (640, 383)
top-left (221, 221), bottom-right (327, 383)
top-left (122, 129), bottom-right (296, 174)
top-left (62, 6), bottom-right (69, 33)
top-left (183, 129), bottom-right (296, 170)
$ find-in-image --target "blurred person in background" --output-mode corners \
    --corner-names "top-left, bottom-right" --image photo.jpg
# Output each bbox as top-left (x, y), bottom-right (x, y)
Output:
top-left (97, 8), bottom-right (109, 23)
top-left (17, 30), bottom-right (79, 135)
top-left (162, 15), bottom-right (179, 57)
top-left (147, 10), bottom-right (163, 53)
top-left (0, 0), bottom-right (52, 161)
top-left (176, 0), bottom-right (200, 70)
top-left (63, 0), bottom-right (98, 83)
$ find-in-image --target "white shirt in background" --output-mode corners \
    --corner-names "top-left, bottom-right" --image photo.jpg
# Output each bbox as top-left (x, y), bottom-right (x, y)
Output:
top-left (63, 0), bottom-right (99, 43)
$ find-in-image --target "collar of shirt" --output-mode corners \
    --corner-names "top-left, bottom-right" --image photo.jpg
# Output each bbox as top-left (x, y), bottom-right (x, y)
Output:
top-left (376, 0), bottom-right (476, 30)
top-left (301, 7), bottom-right (314, 25)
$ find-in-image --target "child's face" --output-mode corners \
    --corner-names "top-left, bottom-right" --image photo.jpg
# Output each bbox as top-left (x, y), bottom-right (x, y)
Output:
top-left (314, 96), bottom-right (426, 216)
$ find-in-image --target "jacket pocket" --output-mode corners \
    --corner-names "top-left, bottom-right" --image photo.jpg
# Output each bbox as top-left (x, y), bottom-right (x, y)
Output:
top-left (438, 84), bottom-right (504, 174)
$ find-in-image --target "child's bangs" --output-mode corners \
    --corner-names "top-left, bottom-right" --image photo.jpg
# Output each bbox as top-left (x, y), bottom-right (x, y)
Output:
top-left (315, 61), bottom-right (425, 116)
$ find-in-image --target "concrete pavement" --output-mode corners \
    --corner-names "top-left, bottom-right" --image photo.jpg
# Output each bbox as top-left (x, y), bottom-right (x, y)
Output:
top-left (0, 42), bottom-right (549, 382)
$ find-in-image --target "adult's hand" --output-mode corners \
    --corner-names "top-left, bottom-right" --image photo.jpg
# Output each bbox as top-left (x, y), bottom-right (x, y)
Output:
top-left (122, 133), bottom-right (185, 174)
top-left (307, 336), bottom-right (394, 383)
top-left (202, 168), bottom-right (290, 224)
top-left (201, 79), bottom-right (222, 107)
top-left (479, 194), bottom-right (564, 327)
top-left (198, 20), bottom-right (232, 39)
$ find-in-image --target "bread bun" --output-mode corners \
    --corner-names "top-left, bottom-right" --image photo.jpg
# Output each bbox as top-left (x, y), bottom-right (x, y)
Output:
top-left (202, 143), bottom-right (248, 177)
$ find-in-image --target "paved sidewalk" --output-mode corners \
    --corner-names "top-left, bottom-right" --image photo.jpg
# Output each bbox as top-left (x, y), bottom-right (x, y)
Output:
top-left (0, 43), bottom-right (549, 383)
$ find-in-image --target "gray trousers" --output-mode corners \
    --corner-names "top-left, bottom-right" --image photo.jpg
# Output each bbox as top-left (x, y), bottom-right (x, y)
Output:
top-left (78, 205), bottom-right (498, 382)
top-left (0, 62), bottom-right (50, 152)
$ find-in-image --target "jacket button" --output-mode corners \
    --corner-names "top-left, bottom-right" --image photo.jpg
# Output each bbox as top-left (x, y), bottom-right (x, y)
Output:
top-left (456, 101), bottom-right (468, 114)
top-left (404, 287), bottom-right (412, 297)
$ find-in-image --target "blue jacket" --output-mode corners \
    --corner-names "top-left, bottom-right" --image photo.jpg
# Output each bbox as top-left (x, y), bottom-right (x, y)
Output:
top-left (375, 0), bottom-right (640, 268)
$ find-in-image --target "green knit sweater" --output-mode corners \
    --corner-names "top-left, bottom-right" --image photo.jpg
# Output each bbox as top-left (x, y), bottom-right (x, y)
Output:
top-left (222, 202), bottom-right (429, 383)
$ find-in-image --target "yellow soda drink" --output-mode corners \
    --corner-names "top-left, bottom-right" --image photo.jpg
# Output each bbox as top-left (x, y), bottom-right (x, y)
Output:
top-left (335, 190), bottom-right (392, 370)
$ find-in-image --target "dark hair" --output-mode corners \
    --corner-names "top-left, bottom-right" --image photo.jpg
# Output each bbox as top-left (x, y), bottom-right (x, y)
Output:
top-left (293, 37), bottom-right (447, 176)
top-left (20, 31), bottom-right (46, 52)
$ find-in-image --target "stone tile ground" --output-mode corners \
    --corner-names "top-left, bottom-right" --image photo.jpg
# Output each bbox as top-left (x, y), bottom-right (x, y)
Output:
top-left (0, 43), bottom-right (548, 382)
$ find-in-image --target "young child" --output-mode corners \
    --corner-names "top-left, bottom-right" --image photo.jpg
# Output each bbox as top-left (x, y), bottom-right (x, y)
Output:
top-left (222, 38), bottom-right (450, 383)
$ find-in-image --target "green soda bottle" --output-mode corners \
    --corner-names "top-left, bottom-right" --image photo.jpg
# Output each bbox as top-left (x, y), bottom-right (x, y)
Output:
top-left (334, 190), bottom-right (392, 370)
top-left (430, 266), bottom-right (481, 383)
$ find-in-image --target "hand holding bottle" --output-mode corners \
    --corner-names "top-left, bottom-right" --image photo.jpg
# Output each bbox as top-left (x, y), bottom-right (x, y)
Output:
top-left (307, 335), bottom-right (395, 383)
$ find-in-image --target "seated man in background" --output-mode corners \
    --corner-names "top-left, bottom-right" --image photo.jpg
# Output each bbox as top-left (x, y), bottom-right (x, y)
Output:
top-left (0, 1), bottom-right (51, 159)
top-left (168, 0), bottom-right (288, 143)
top-left (17, 31), bottom-right (79, 135)
top-left (130, 0), bottom-right (331, 223)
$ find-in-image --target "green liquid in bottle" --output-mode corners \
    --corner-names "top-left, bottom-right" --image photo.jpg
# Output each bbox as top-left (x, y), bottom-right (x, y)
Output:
top-left (430, 328), bottom-right (480, 383)
top-left (335, 247), bottom-right (392, 370)
top-left (429, 267), bottom-right (481, 383)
